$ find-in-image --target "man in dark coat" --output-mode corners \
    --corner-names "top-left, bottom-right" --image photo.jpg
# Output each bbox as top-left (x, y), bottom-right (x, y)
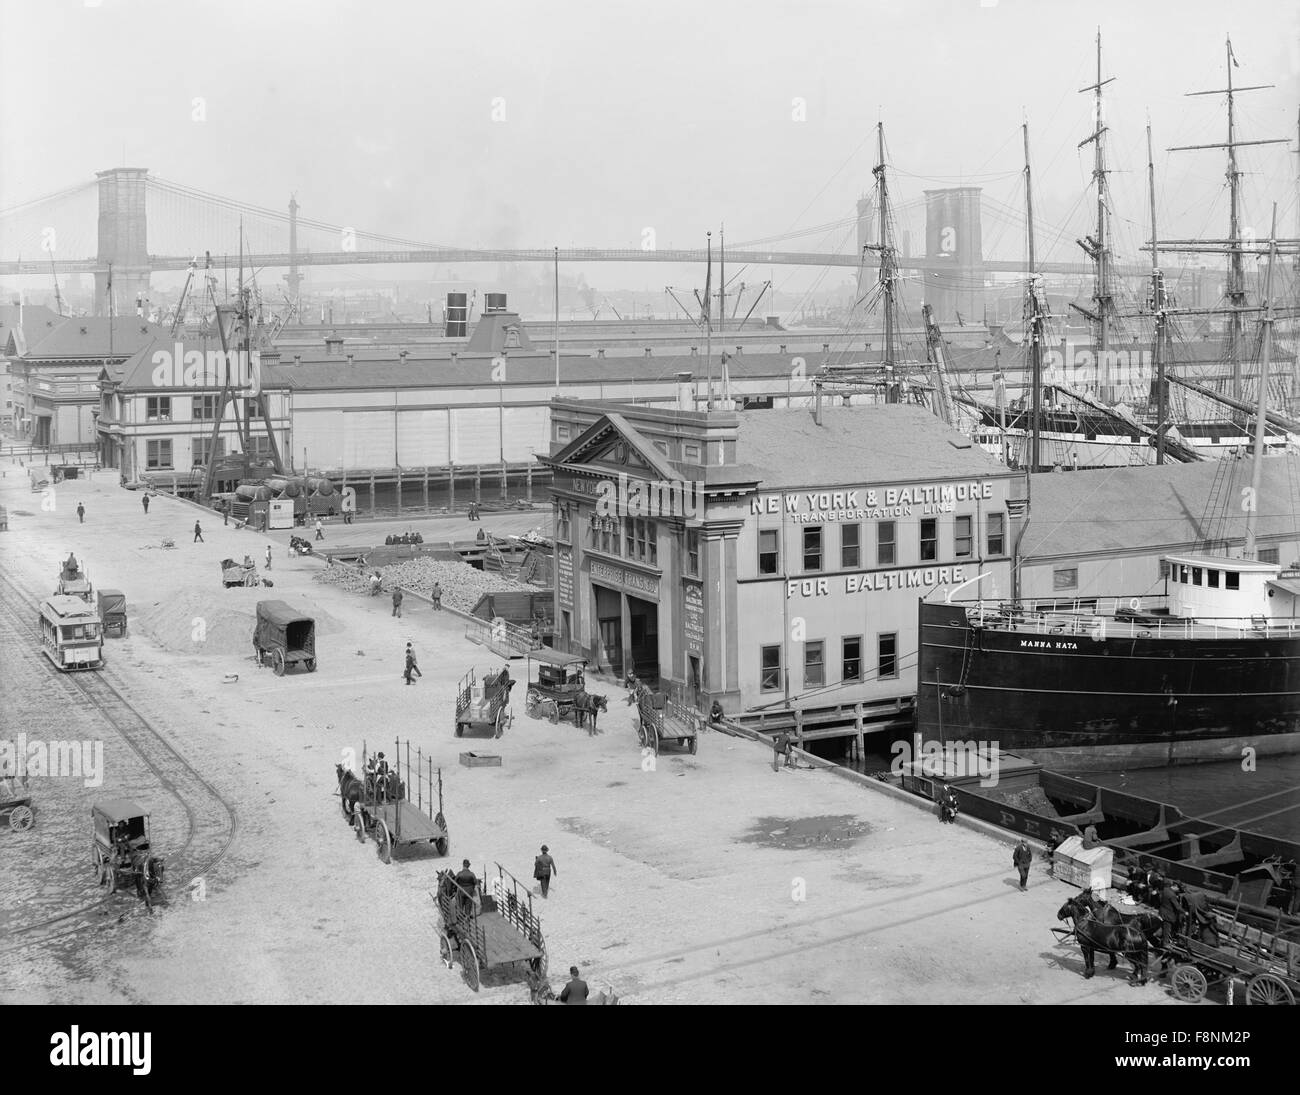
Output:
top-left (141, 494), bottom-right (150, 514)
top-left (392, 587), bottom-right (403, 619)
top-left (77, 502), bottom-right (85, 523)
top-left (1013, 839), bottom-right (1033, 890)
top-left (193, 520), bottom-right (204, 543)
top-left (403, 643), bottom-right (422, 685)
top-left (1157, 881), bottom-right (1183, 967)
top-left (559, 966), bottom-right (588, 1005)
top-left (534, 844), bottom-right (557, 898)
top-left (1183, 887), bottom-right (1218, 945)
top-left (454, 859), bottom-right (478, 917)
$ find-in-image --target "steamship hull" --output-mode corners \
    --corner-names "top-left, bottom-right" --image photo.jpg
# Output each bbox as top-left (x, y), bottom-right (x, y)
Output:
top-left (917, 602), bottom-right (1300, 771)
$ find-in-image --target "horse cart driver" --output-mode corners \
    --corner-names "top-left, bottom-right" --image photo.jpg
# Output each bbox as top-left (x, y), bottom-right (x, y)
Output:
top-left (111, 822), bottom-right (132, 872)
top-left (63, 552), bottom-right (80, 580)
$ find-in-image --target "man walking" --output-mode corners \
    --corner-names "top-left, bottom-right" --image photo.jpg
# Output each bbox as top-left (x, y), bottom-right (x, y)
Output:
top-left (76, 502), bottom-right (85, 524)
top-left (193, 520), bottom-right (204, 543)
top-left (403, 642), bottom-right (422, 685)
top-left (265, 544), bottom-right (273, 571)
top-left (222, 500), bottom-right (229, 526)
top-left (533, 844), bottom-right (557, 898)
top-left (141, 494), bottom-right (150, 514)
top-left (1013, 839), bottom-right (1033, 890)
top-left (771, 730), bottom-right (793, 772)
top-left (392, 587), bottom-right (403, 619)
top-left (559, 966), bottom-right (589, 1005)
top-left (315, 517), bottom-right (324, 541)
top-left (431, 582), bottom-right (442, 610)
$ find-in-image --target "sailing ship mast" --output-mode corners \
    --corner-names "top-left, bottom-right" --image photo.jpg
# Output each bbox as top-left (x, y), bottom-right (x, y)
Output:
top-left (1024, 121), bottom-right (1045, 472)
top-left (1146, 120), bottom-right (1170, 465)
top-left (1076, 31), bottom-right (1116, 396)
top-left (1169, 35), bottom-right (1286, 399)
top-left (1244, 205), bottom-right (1279, 560)
top-left (874, 121), bottom-right (899, 403)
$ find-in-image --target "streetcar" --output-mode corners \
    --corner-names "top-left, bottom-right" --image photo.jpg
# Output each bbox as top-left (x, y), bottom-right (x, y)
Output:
top-left (39, 595), bottom-right (106, 671)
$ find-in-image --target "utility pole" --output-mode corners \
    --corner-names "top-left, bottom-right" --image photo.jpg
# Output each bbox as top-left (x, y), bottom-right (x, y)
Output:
top-left (1024, 121), bottom-right (1044, 473)
top-left (1170, 36), bottom-right (1285, 398)
top-left (1077, 31), bottom-right (1115, 396)
top-left (704, 231), bottom-right (714, 409)
top-left (1145, 120), bottom-right (1171, 465)
top-left (718, 224), bottom-right (725, 337)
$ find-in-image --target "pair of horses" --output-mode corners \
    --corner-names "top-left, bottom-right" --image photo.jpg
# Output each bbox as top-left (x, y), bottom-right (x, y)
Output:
top-left (1056, 890), bottom-right (1163, 984)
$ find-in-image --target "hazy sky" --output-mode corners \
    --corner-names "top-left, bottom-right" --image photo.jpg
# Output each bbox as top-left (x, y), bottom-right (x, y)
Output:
top-left (2, 0), bottom-right (1297, 293)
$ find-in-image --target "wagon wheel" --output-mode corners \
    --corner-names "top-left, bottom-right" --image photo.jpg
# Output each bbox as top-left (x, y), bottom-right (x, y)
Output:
top-left (244, 572), bottom-right (258, 587)
top-left (462, 942), bottom-right (481, 992)
top-left (272, 649), bottom-right (286, 676)
top-left (1169, 964), bottom-right (1208, 1003)
top-left (434, 813), bottom-right (449, 857)
top-left (649, 724), bottom-right (660, 756)
top-left (1246, 973), bottom-right (1295, 1006)
top-left (526, 690), bottom-right (540, 718)
top-left (375, 820), bottom-right (393, 864)
top-left (353, 808), bottom-right (367, 844)
top-left (494, 707), bottom-right (506, 739)
top-left (8, 804), bottom-right (34, 831)
top-left (437, 930), bottom-right (453, 970)
top-left (305, 658), bottom-right (317, 673)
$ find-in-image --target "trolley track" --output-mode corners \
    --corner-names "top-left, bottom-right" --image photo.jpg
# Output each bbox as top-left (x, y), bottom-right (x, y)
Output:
top-left (0, 571), bottom-right (240, 954)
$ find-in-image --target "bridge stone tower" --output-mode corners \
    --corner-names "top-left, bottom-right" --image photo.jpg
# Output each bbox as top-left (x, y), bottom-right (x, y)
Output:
top-left (923, 187), bottom-right (984, 325)
top-left (94, 168), bottom-right (151, 316)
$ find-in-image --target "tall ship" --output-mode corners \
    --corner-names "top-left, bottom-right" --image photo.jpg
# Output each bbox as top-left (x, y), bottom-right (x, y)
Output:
top-left (917, 207), bottom-right (1300, 770)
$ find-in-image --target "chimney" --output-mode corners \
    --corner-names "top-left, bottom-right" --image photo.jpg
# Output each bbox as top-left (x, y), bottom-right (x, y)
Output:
top-left (644, 347), bottom-right (652, 357)
top-left (346, 353), bottom-right (354, 367)
top-left (822, 343), bottom-right (830, 353)
top-left (675, 371), bottom-right (694, 412)
top-left (293, 354), bottom-right (302, 367)
top-left (399, 350), bottom-right (409, 364)
top-left (596, 349), bottom-right (605, 359)
top-left (451, 351), bottom-right (458, 364)
top-left (779, 344), bottom-right (787, 354)
top-left (445, 292), bottom-right (468, 337)
top-left (690, 346), bottom-right (698, 356)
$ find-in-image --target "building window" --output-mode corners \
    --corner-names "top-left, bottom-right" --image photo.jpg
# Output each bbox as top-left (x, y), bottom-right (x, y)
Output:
top-left (758, 529), bottom-right (779, 575)
top-left (760, 645), bottom-right (782, 692)
top-left (192, 395), bottom-right (220, 421)
top-left (1192, 567), bottom-right (1203, 586)
top-left (841, 523), bottom-right (860, 569)
top-left (556, 505), bottom-right (571, 541)
top-left (842, 636), bottom-right (862, 683)
top-left (803, 527), bottom-right (822, 572)
top-left (146, 396), bottom-right (171, 421)
top-left (1207, 568), bottom-right (1220, 588)
top-left (193, 437), bottom-right (224, 466)
top-left (247, 435), bottom-right (274, 459)
top-left (1225, 571), bottom-right (1240, 590)
top-left (1260, 547), bottom-right (1280, 565)
top-left (684, 443), bottom-right (700, 462)
top-left (146, 439), bottom-right (173, 469)
top-left (625, 518), bottom-right (656, 564)
top-left (920, 518), bottom-right (938, 562)
top-left (244, 398), bottom-right (261, 419)
top-left (804, 641), bottom-right (824, 689)
top-left (954, 515), bottom-right (973, 558)
top-left (987, 513), bottom-right (1006, 556)
top-left (1053, 567), bottom-right (1078, 591)
top-left (686, 529), bottom-right (700, 577)
top-left (877, 521), bottom-right (896, 566)
top-left (877, 633), bottom-right (898, 680)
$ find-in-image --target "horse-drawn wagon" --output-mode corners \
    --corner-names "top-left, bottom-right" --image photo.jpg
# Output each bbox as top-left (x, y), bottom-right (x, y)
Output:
top-left (1, 775), bottom-right (34, 832)
top-left (635, 687), bottom-right (699, 755)
top-left (524, 649), bottom-right (587, 723)
top-left (455, 666), bottom-right (514, 738)
top-left (1162, 902), bottom-right (1299, 1005)
top-left (55, 554), bottom-right (93, 603)
top-left (220, 556), bottom-right (260, 588)
top-left (253, 600), bottom-right (316, 675)
top-left (433, 862), bottom-right (549, 1001)
top-left (91, 798), bottom-right (165, 909)
top-left (336, 740), bottom-right (449, 864)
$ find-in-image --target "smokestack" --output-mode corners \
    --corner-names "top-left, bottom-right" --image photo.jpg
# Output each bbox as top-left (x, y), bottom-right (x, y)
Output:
top-left (445, 292), bottom-right (468, 337)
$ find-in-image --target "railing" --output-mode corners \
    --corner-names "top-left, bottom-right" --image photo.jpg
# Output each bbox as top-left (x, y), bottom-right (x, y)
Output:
top-left (463, 616), bottom-right (542, 657)
top-left (965, 600), bottom-right (1300, 641)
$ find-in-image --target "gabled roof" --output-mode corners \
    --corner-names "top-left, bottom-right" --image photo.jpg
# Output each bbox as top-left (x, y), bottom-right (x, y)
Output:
top-left (22, 317), bottom-right (166, 362)
top-left (732, 405), bottom-right (1011, 489)
top-left (1024, 454), bottom-right (1300, 561)
top-left (113, 336), bottom-right (294, 392)
top-left (0, 304), bottom-right (63, 356)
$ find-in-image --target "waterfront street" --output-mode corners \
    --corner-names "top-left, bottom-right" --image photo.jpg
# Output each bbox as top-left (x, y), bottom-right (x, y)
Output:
top-left (0, 466), bottom-right (1180, 1005)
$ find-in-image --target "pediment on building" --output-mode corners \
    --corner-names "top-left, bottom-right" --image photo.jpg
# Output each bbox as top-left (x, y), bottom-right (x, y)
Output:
top-left (552, 412), bottom-right (680, 482)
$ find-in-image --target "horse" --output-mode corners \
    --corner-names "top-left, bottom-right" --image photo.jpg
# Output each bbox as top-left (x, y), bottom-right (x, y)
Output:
top-left (1056, 892), bottom-right (1150, 984)
top-left (335, 763), bottom-right (364, 821)
top-left (136, 855), bottom-right (166, 907)
top-left (572, 690), bottom-right (608, 733)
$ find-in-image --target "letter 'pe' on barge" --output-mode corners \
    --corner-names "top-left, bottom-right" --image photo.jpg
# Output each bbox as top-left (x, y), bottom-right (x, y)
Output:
top-left (917, 554), bottom-right (1300, 770)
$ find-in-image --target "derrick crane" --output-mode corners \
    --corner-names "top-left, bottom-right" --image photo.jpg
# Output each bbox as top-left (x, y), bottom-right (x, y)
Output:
top-left (169, 259), bottom-right (198, 336)
top-left (920, 302), bottom-right (956, 426)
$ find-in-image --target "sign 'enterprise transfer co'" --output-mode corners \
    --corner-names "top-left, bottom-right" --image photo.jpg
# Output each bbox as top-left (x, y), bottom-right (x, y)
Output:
top-left (751, 480), bottom-right (995, 523)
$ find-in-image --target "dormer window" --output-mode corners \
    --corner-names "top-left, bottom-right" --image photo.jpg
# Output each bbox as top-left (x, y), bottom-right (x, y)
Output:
top-left (505, 326), bottom-right (520, 348)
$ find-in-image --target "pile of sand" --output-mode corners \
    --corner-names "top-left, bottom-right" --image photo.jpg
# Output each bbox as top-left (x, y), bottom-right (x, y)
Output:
top-left (313, 555), bottom-right (534, 612)
top-left (135, 588), bottom-right (347, 657)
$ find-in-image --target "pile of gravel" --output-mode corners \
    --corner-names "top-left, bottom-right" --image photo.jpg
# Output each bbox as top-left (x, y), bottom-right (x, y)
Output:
top-left (313, 556), bottom-right (536, 614)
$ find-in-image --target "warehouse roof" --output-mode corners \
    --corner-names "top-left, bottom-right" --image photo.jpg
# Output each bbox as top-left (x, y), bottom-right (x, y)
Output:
top-left (1024, 454), bottom-right (1300, 561)
top-left (22, 317), bottom-right (165, 362)
top-left (732, 405), bottom-right (1011, 489)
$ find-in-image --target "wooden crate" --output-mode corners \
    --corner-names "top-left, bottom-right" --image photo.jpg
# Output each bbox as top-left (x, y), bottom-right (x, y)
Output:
top-left (459, 752), bottom-right (502, 768)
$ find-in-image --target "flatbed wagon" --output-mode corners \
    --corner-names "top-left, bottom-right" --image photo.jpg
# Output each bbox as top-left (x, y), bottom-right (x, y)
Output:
top-left (455, 665), bottom-right (514, 738)
top-left (433, 862), bottom-right (549, 1002)
top-left (635, 687), bottom-right (700, 755)
top-left (1165, 902), bottom-right (1299, 1005)
top-left (1, 775), bottom-right (34, 833)
top-left (336, 739), bottom-right (449, 864)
